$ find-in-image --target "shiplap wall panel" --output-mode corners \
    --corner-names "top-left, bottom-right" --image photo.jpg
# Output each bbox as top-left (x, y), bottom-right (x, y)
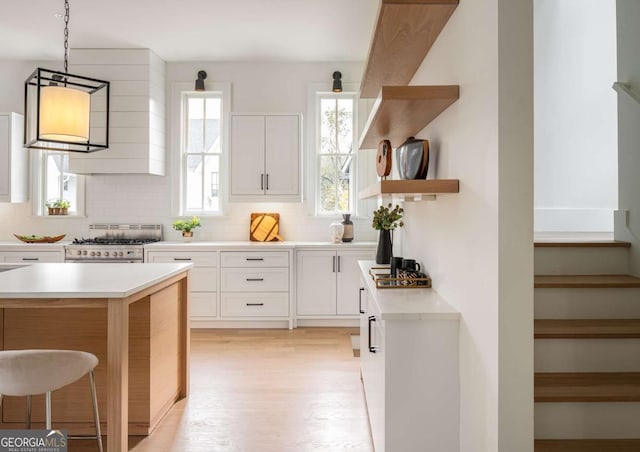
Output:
top-left (69, 48), bottom-right (166, 175)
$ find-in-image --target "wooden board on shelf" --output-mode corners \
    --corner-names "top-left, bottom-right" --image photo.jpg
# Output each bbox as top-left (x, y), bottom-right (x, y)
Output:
top-left (359, 179), bottom-right (459, 199)
top-left (359, 85), bottom-right (459, 150)
top-left (360, 0), bottom-right (459, 99)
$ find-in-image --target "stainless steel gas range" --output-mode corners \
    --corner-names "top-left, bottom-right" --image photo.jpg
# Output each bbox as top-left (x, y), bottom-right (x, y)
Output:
top-left (64, 224), bottom-right (162, 263)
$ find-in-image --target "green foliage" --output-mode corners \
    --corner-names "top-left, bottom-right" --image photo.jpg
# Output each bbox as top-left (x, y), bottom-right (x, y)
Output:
top-left (372, 204), bottom-right (404, 230)
top-left (172, 216), bottom-right (201, 232)
top-left (46, 199), bottom-right (71, 209)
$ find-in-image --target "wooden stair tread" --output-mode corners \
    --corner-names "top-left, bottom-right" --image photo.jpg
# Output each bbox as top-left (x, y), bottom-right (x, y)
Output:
top-left (535, 372), bottom-right (640, 402)
top-left (535, 275), bottom-right (640, 288)
top-left (535, 319), bottom-right (640, 338)
top-left (535, 439), bottom-right (640, 452)
top-left (534, 240), bottom-right (631, 248)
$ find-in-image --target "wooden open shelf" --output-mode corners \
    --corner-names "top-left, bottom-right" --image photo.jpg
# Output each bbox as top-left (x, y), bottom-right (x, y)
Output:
top-left (359, 179), bottom-right (459, 200)
top-left (358, 85), bottom-right (459, 149)
top-left (360, 0), bottom-right (459, 99)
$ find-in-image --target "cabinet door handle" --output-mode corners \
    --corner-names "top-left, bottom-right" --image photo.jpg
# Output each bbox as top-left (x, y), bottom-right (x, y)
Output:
top-left (266, 174), bottom-right (269, 190)
top-left (337, 256), bottom-right (341, 272)
top-left (368, 316), bottom-right (378, 353)
top-left (332, 256), bottom-right (336, 273)
top-left (22, 257), bottom-right (39, 261)
top-left (246, 258), bottom-right (264, 261)
top-left (246, 278), bottom-right (264, 282)
top-left (359, 287), bottom-right (365, 314)
top-left (173, 258), bottom-right (192, 261)
top-left (261, 174), bottom-right (264, 191)
top-left (246, 302), bottom-right (264, 306)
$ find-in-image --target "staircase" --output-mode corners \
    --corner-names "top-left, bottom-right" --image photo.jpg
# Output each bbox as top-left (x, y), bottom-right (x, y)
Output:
top-left (534, 240), bottom-right (640, 451)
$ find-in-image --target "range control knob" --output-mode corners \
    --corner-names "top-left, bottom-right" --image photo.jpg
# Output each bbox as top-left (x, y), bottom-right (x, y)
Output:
top-left (96, 252), bottom-right (101, 257)
top-left (83, 251), bottom-right (88, 256)
top-left (77, 250), bottom-right (82, 256)
top-left (105, 252), bottom-right (110, 257)
top-left (90, 252), bottom-right (95, 257)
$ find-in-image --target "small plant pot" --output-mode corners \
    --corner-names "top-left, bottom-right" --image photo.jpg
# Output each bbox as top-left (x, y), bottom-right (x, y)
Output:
top-left (60, 207), bottom-right (68, 215)
top-left (48, 207), bottom-right (61, 215)
top-left (182, 231), bottom-right (193, 242)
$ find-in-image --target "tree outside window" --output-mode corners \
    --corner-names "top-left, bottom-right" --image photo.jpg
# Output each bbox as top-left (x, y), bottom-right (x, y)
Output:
top-left (318, 94), bottom-right (356, 214)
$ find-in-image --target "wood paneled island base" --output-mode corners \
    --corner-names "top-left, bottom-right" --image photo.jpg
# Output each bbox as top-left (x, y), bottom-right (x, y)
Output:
top-left (0, 263), bottom-right (191, 452)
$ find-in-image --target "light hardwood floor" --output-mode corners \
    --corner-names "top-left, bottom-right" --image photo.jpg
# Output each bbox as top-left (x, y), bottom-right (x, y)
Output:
top-left (72, 327), bottom-right (372, 452)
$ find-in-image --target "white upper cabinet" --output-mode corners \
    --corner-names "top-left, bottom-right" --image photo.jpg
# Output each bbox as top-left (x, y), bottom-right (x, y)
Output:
top-left (68, 49), bottom-right (166, 175)
top-left (0, 112), bottom-right (28, 203)
top-left (230, 113), bottom-right (301, 202)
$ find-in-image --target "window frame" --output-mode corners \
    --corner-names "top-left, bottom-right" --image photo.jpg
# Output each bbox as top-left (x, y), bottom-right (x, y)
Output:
top-left (171, 81), bottom-right (231, 217)
top-left (30, 150), bottom-right (86, 218)
top-left (309, 86), bottom-right (359, 217)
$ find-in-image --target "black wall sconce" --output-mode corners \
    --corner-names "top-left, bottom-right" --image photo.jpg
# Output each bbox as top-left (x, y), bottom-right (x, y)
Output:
top-left (195, 70), bottom-right (207, 91)
top-left (332, 71), bottom-right (342, 93)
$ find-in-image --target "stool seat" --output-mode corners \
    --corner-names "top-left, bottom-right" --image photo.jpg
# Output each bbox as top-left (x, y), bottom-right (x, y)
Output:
top-left (0, 349), bottom-right (98, 396)
top-left (0, 349), bottom-right (102, 451)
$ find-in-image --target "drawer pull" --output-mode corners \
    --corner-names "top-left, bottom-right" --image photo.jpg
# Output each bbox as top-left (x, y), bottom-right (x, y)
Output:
top-left (22, 257), bottom-right (39, 261)
top-left (245, 258), bottom-right (264, 261)
top-left (246, 278), bottom-right (264, 282)
top-left (173, 258), bottom-right (192, 261)
top-left (359, 287), bottom-right (365, 314)
top-left (246, 302), bottom-right (264, 306)
top-left (368, 316), bottom-right (379, 353)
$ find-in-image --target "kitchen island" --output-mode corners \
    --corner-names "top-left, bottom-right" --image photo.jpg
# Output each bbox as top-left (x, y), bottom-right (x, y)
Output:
top-left (0, 263), bottom-right (192, 452)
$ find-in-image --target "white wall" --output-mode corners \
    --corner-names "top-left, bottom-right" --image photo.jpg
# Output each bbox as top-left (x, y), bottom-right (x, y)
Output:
top-left (0, 59), bottom-right (377, 243)
top-left (614, 0), bottom-right (640, 274)
top-left (400, 0), bottom-right (533, 450)
top-left (534, 0), bottom-right (618, 232)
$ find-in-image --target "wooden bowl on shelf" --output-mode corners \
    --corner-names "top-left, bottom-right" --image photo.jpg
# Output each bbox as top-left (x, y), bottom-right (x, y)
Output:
top-left (14, 234), bottom-right (66, 244)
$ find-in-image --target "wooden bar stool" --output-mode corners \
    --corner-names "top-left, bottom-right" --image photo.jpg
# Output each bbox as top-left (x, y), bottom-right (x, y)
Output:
top-left (0, 349), bottom-right (103, 452)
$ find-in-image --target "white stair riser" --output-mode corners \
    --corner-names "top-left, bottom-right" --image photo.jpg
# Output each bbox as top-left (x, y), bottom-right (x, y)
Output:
top-left (535, 288), bottom-right (640, 319)
top-left (535, 247), bottom-right (629, 275)
top-left (535, 403), bottom-right (640, 438)
top-left (535, 339), bottom-right (640, 372)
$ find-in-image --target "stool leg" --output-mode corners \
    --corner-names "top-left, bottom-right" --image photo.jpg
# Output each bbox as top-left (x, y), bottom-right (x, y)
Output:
top-left (89, 371), bottom-right (103, 452)
top-left (45, 391), bottom-right (52, 430)
top-left (25, 395), bottom-right (32, 429)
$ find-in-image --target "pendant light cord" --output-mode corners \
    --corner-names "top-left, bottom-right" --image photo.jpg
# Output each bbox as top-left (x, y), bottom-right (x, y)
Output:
top-left (63, 0), bottom-right (70, 74)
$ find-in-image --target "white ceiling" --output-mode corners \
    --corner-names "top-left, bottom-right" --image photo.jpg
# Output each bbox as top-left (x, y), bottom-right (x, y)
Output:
top-left (0, 0), bottom-right (378, 62)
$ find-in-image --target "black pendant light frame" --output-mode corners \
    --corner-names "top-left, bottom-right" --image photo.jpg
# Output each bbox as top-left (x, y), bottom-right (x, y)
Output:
top-left (24, 67), bottom-right (110, 152)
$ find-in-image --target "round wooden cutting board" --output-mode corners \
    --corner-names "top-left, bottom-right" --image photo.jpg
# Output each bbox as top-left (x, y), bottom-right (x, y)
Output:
top-left (376, 139), bottom-right (392, 177)
top-left (250, 213), bottom-right (283, 242)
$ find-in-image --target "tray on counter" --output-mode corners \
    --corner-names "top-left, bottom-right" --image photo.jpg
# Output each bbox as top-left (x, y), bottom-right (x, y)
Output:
top-left (369, 266), bottom-right (432, 289)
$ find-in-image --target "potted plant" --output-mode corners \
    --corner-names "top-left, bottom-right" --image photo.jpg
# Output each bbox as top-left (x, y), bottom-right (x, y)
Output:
top-left (46, 199), bottom-right (71, 215)
top-left (372, 203), bottom-right (404, 264)
top-left (172, 216), bottom-right (201, 241)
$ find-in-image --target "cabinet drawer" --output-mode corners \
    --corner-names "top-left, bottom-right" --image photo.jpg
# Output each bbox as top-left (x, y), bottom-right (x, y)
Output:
top-left (221, 293), bottom-right (288, 317)
top-left (191, 292), bottom-right (217, 318)
top-left (221, 268), bottom-right (288, 292)
top-left (147, 251), bottom-right (218, 267)
top-left (2, 252), bottom-right (63, 263)
top-left (220, 251), bottom-right (288, 268)
top-left (191, 267), bottom-right (217, 292)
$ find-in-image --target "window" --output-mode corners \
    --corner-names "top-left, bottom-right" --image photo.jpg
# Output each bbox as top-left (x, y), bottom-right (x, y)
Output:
top-left (179, 91), bottom-right (224, 215)
top-left (31, 150), bottom-right (85, 216)
top-left (316, 92), bottom-right (357, 214)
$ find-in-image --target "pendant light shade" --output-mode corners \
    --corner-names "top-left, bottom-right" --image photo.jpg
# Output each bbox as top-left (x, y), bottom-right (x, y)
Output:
top-left (39, 85), bottom-right (90, 142)
top-left (24, 0), bottom-right (110, 153)
top-left (24, 68), bottom-right (110, 152)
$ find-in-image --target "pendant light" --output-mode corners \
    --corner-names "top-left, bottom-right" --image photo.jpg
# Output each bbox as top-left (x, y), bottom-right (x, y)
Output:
top-left (24, 0), bottom-right (110, 153)
top-left (332, 71), bottom-right (343, 93)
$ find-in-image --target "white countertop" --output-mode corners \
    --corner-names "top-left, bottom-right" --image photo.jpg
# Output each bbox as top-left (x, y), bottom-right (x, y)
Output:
top-left (0, 241), bottom-right (68, 251)
top-left (359, 261), bottom-right (460, 321)
top-left (0, 263), bottom-right (192, 299)
top-left (144, 240), bottom-right (376, 251)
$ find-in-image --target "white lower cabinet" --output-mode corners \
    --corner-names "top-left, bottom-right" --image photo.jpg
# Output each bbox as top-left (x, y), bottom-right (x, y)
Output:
top-left (296, 248), bottom-right (374, 317)
top-left (359, 267), bottom-right (460, 452)
top-left (146, 251), bottom-right (218, 319)
top-left (220, 251), bottom-right (291, 322)
top-left (0, 251), bottom-right (64, 263)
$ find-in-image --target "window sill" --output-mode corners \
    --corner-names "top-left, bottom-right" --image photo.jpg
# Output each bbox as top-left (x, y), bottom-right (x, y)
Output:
top-left (30, 214), bottom-right (87, 220)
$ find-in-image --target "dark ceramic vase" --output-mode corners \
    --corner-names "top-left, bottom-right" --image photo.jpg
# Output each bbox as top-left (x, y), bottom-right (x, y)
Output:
top-left (376, 229), bottom-right (393, 264)
top-left (341, 214), bottom-right (354, 242)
